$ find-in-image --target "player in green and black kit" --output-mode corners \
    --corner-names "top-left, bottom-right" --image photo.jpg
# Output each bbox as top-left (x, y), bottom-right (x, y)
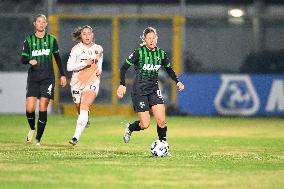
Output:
top-left (21, 14), bottom-right (67, 145)
top-left (117, 27), bottom-right (184, 152)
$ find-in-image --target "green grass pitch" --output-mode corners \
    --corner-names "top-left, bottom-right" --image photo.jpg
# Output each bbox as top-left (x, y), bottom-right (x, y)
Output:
top-left (0, 115), bottom-right (283, 189)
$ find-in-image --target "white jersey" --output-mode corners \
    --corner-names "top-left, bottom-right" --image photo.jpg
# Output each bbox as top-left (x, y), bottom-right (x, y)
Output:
top-left (67, 42), bottom-right (103, 89)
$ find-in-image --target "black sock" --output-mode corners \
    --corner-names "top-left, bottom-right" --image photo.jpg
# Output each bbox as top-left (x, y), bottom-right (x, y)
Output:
top-left (157, 125), bottom-right (167, 141)
top-left (36, 111), bottom-right (47, 141)
top-left (129, 120), bottom-right (142, 132)
top-left (26, 111), bottom-right (36, 130)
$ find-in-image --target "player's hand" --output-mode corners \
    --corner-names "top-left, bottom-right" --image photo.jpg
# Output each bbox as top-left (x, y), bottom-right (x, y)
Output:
top-left (29, 59), bottom-right (37, 65)
top-left (60, 76), bottom-right (67, 87)
top-left (117, 85), bottom-right (126, 98)
top-left (85, 58), bottom-right (93, 65)
top-left (177, 82), bottom-right (184, 91)
top-left (96, 70), bottom-right (101, 77)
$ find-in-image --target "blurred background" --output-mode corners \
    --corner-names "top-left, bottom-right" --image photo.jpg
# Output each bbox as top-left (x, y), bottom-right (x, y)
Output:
top-left (0, 0), bottom-right (283, 116)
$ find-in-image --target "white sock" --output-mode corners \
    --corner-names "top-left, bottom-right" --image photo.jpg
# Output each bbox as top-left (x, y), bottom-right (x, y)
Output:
top-left (73, 110), bottom-right (88, 140)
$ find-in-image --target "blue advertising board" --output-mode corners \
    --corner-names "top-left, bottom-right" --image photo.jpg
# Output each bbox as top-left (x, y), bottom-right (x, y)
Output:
top-left (177, 74), bottom-right (284, 116)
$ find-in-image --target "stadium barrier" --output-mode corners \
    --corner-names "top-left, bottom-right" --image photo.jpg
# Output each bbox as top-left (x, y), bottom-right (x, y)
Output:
top-left (0, 72), bottom-right (52, 114)
top-left (178, 74), bottom-right (284, 116)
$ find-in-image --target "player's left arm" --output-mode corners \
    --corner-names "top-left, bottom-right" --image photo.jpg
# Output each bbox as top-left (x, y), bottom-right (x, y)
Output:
top-left (53, 38), bottom-right (66, 87)
top-left (162, 52), bottom-right (184, 91)
top-left (96, 46), bottom-right (103, 76)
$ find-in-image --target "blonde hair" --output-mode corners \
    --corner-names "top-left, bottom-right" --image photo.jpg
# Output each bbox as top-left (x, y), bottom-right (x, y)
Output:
top-left (33, 14), bottom-right (47, 31)
top-left (140, 27), bottom-right (158, 46)
top-left (71, 25), bottom-right (93, 42)
top-left (33, 14), bottom-right (47, 23)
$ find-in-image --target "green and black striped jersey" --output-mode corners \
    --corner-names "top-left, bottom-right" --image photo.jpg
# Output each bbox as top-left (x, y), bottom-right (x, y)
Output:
top-left (126, 45), bottom-right (171, 78)
top-left (21, 33), bottom-right (63, 81)
top-left (125, 45), bottom-right (175, 95)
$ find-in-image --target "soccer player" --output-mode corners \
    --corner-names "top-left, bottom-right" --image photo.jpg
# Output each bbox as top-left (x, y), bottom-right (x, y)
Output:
top-left (117, 27), bottom-right (184, 150)
top-left (21, 14), bottom-right (67, 145)
top-left (67, 25), bottom-right (103, 145)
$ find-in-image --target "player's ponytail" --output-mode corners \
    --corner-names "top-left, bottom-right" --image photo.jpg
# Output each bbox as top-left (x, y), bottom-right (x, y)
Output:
top-left (140, 26), bottom-right (158, 46)
top-left (72, 25), bottom-right (93, 42)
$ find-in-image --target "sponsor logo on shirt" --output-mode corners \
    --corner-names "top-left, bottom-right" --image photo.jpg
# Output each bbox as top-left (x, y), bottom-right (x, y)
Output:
top-left (142, 64), bottom-right (161, 71)
top-left (32, 49), bottom-right (50, 57)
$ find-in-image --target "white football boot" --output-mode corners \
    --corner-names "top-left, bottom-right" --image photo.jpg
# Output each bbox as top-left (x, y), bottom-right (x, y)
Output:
top-left (35, 139), bottom-right (41, 146)
top-left (26, 129), bottom-right (35, 143)
top-left (123, 123), bottom-right (132, 143)
top-left (69, 137), bottom-right (78, 146)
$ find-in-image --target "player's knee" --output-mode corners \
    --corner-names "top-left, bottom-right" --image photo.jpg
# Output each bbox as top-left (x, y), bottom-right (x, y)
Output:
top-left (80, 104), bottom-right (90, 111)
top-left (26, 104), bottom-right (36, 112)
top-left (39, 98), bottom-right (49, 111)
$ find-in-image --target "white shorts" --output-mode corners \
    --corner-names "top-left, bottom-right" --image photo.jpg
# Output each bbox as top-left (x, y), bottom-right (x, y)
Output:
top-left (71, 80), bottom-right (100, 104)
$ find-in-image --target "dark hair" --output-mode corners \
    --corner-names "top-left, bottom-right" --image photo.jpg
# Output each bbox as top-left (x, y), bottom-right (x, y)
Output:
top-left (33, 14), bottom-right (47, 23)
top-left (140, 26), bottom-right (158, 46)
top-left (71, 25), bottom-right (93, 42)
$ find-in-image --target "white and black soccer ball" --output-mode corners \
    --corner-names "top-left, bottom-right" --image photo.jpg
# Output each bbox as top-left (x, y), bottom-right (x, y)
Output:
top-left (150, 140), bottom-right (169, 157)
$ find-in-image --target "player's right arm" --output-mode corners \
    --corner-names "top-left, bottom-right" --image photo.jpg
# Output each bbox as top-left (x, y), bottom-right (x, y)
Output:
top-left (21, 38), bottom-right (37, 65)
top-left (117, 49), bottom-right (139, 98)
top-left (67, 46), bottom-right (91, 72)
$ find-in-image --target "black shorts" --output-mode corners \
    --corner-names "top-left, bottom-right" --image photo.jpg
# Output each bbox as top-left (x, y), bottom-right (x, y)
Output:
top-left (26, 78), bottom-right (55, 99)
top-left (131, 89), bottom-right (164, 112)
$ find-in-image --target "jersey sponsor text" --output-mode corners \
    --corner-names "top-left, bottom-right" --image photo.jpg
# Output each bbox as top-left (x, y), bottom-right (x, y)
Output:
top-left (32, 49), bottom-right (50, 57)
top-left (142, 64), bottom-right (161, 71)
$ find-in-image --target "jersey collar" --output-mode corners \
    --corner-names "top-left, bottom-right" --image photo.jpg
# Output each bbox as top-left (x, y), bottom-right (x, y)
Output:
top-left (143, 45), bottom-right (158, 52)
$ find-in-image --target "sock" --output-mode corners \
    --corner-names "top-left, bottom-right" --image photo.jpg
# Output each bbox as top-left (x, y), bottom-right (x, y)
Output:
top-left (26, 111), bottom-right (35, 130)
top-left (36, 111), bottom-right (47, 141)
top-left (157, 125), bottom-right (167, 141)
top-left (129, 120), bottom-right (142, 132)
top-left (73, 110), bottom-right (88, 140)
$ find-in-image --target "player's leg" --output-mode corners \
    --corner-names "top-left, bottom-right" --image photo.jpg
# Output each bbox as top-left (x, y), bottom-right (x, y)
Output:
top-left (150, 89), bottom-right (167, 141)
top-left (69, 87), bottom-right (81, 145)
top-left (75, 103), bottom-right (90, 128)
top-left (25, 80), bottom-right (39, 142)
top-left (138, 111), bottom-right (151, 129)
top-left (152, 104), bottom-right (167, 141)
top-left (75, 103), bottom-right (80, 114)
top-left (70, 84), bottom-right (98, 145)
top-left (123, 94), bottom-right (150, 143)
top-left (26, 97), bottom-right (37, 142)
top-left (74, 101), bottom-right (91, 128)
top-left (35, 97), bottom-right (49, 145)
top-left (73, 89), bottom-right (91, 129)
top-left (35, 79), bottom-right (53, 145)
top-left (151, 93), bottom-right (171, 156)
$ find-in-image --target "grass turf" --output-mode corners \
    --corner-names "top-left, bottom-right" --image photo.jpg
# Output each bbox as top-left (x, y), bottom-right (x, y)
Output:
top-left (0, 115), bottom-right (283, 189)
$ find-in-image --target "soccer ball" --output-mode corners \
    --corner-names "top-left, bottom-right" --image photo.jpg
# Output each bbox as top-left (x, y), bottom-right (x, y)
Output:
top-left (150, 140), bottom-right (169, 157)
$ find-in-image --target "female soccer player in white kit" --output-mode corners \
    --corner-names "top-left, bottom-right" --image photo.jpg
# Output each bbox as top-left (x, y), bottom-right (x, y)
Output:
top-left (67, 25), bottom-right (103, 145)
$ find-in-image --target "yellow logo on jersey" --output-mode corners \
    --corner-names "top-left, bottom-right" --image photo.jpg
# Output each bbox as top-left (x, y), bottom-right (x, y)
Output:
top-left (32, 49), bottom-right (50, 57)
